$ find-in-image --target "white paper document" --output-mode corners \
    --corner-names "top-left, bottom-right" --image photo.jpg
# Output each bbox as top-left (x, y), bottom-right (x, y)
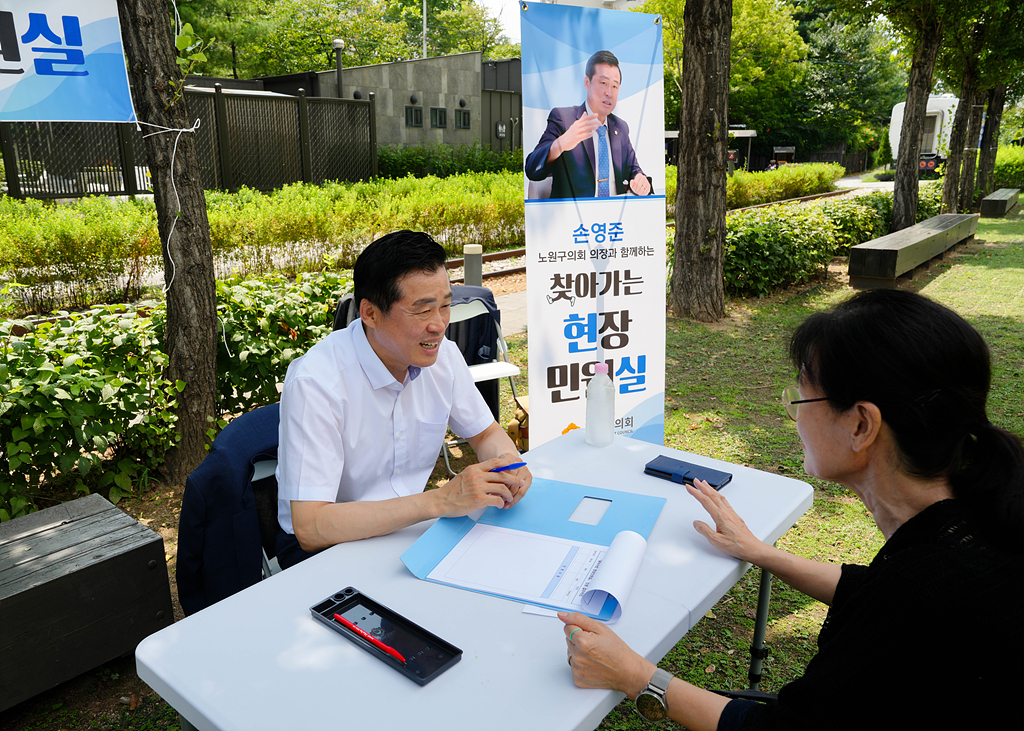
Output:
top-left (426, 525), bottom-right (647, 623)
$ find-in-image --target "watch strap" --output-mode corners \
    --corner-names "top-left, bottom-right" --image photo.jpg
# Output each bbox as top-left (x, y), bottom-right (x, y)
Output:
top-left (648, 668), bottom-right (672, 695)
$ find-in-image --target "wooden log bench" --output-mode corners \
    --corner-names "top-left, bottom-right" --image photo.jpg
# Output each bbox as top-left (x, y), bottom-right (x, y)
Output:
top-left (848, 213), bottom-right (978, 289)
top-left (0, 493), bottom-right (173, 712)
top-left (980, 188), bottom-right (1019, 218)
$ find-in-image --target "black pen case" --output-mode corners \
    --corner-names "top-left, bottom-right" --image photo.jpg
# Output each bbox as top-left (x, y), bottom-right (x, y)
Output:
top-left (643, 455), bottom-right (733, 490)
top-left (311, 586), bottom-right (461, 685)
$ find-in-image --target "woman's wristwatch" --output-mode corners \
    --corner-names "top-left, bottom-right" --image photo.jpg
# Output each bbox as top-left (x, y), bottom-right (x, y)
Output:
top-left (635, 668), bottom-right (672, 721)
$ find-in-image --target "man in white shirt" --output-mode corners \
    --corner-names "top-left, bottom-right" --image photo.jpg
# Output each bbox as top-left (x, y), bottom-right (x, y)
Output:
top-left (524, 50), bottom-right (652, 200)
top-left (275, 231), bottom-right (531, 568)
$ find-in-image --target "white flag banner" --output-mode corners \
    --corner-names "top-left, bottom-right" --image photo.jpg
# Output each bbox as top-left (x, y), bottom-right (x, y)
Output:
top-left (0, 0), bottom-right (135, 122)
top-left (521, 3), bottom-right (665, 448)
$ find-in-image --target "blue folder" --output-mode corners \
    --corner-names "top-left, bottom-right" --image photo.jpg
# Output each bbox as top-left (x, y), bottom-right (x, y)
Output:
top-left (401, 478), bottom-right (666, 618)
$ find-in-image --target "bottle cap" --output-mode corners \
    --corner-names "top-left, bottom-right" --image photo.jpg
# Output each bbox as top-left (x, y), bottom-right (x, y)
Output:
top-left (594, 363), bottom-right (609, 374)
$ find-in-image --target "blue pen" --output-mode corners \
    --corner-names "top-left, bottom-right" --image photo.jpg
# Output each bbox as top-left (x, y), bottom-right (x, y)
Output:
top-left (490, 461), bottom-right (527, 473)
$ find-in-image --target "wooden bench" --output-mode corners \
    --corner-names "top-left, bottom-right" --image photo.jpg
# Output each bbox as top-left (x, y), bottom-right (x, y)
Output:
top-left (0, 493), bottom-right (173, 712)
top-left (980, 188), bottom-right (1019, 218)
top-left (848, 213), bottom-right (978, 289)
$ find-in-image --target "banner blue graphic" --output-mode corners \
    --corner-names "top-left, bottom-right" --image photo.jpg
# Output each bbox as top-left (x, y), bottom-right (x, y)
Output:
top-left (0, 1), bottom-right (136, 122)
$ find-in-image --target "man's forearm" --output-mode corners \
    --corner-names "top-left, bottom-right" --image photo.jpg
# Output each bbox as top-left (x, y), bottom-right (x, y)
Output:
top-left (467, 421), bottom-right (520, 462)
top-left (546, 137), bottom-right (562, 163)
top-left (293, 491), bottom-right (442, 550)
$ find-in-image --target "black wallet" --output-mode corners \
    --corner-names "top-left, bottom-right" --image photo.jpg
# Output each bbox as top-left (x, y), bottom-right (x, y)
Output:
top-left (643, 455), bottom-right (733, 489)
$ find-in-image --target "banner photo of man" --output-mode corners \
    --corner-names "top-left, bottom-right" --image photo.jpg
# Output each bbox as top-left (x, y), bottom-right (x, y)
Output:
top-left (0, 0), bottom-right (136, 122)
top-left (521, 2), bottom-right (665, 448)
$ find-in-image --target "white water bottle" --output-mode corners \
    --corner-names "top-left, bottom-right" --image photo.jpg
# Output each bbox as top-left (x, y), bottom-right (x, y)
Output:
top-left (585, 363), bottom-right (615, 447)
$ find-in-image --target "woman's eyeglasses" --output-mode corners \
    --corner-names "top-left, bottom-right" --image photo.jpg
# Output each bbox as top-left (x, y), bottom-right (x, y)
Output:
top-left (781, 385), bottom-right (829, 421)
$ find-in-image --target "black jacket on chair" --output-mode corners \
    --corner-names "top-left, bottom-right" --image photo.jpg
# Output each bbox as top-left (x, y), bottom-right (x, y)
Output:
top-left (176, 403), bottom-right (280, 616)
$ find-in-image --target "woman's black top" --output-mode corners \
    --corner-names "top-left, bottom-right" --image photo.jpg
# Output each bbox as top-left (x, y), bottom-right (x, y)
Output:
top-left (718, 499), bottom-right (1022, 731)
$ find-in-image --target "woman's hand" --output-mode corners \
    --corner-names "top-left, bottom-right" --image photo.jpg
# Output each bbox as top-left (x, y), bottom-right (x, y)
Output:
top-left (687, 479), bottom-right (765, 564)
top-left (558, 612), bottom-right (655, 699)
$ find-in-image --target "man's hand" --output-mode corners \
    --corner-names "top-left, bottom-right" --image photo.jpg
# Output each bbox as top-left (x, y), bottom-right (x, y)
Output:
top-left (434, 456), bottom-right (529, 518)
top-left (496, 452), bottom-right (532, 507)
top-left (549, 112), bottom-right (601, 162)
top-left (629, 172), bottom-right (651, 196)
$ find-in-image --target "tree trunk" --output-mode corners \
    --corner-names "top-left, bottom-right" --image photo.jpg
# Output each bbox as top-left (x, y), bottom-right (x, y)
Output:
top-left (940, 74), bottom-right (977, 213)
top-left (670, 0), bottom-right (732, 323)
top-left (976, 84), bottom-right (1005, 198)
top-left (118, 0), bottom-right (217, 485)
top-left (892, 29), bottom-right (942, 231)
top-left (957, 93), bottom-right (985, 211)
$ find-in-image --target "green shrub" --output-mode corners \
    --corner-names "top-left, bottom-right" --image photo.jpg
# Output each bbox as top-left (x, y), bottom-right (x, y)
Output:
top-left (992, 145), bottom-right (1024, 189)
top-left (723, 204), bottom-right (837, 296)
top-left (1, 305), bottom-right (178, 520)
top-left (1, 271), bottom-right (353, 520)
top-left (664, 163), bottom-right (845, 210)
top-left (917, 180), bottom-right (943, 220)
top-left (215, 270), bottom-right (351, 414)
top-left (0, 197), bottom-right (158, 312)
top-left (377, 143), bottom-right (523, 179)
top-left (805, 195), bottom-right (887, 255)
top-left (1, 173), bottom-right (526, 315)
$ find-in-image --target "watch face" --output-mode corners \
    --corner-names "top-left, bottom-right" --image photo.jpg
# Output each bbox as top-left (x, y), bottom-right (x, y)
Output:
top-left (636, 690), bottom-right (668, 722)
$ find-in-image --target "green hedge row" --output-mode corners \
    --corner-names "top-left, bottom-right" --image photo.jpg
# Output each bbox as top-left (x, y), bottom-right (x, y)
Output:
top-left (718, 183), bottom-right (941, 296)
top-left (665, 162), bottom-right (847, 210)
top-left (992, 145), bottom-right (1024, 189)
top-left (1, 270), bottom-right (351, 521)
top-left (377, 143), bottom-right (523, 179)
top-left (1, 172), bottom-right (525, 315)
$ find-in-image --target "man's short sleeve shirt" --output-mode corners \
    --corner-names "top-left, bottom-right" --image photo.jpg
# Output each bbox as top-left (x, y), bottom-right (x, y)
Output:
top-left (276, 319), bottom-right (494, 534)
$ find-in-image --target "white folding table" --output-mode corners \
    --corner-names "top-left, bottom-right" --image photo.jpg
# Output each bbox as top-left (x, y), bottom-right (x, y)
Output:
top-left (137, 429), bottom-right (812, 731)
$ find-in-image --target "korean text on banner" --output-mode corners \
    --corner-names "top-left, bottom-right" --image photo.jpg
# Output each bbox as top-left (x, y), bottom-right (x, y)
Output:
top-left (0, 1), bottom-right (136, 123)
top-left (521, 3), bottom-right (666, 449)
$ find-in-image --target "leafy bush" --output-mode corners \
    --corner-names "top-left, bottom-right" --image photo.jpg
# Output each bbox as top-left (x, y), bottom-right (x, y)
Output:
top-left (805, 194), bottom-right (888, 255)
top-left (215, 270), bottom-right (351, 414)
top-left (1, 305), bottom-right (178, 520)
top-left (917, 180), bottom-right (943, 220)
top-left (0, 197), bottom-right (158, 312)
top-left (1, 271), bottom-right (353, 520)
top-left (722, 204), bottom-right (837, 296)
top-left (377, 143), bottom-right (523, 179)
top-left (1, 173), bottom-right (525, 315)
top-left (992, 145), bottom-right (1024, 189)
top-left (664, 163), bottom-right (845, 210)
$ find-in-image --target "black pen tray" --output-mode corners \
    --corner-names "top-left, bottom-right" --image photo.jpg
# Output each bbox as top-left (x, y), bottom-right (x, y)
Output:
top-left (310, 586), bottom-right (461, 685)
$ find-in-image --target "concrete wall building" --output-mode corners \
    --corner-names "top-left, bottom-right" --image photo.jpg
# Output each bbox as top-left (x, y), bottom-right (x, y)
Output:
top-left (317, 52), bottom-right (483, 148)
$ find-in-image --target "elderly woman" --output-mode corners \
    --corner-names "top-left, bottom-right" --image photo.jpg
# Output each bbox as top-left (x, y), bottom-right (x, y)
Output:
top-left (560, 289), bottom-right (1023, 730)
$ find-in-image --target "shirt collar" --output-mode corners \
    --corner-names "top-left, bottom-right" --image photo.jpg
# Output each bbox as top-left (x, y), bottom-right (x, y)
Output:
top-left (585, 101), bottom-right (609, 128)
top-left (350, 319), bottom-right (422, 390)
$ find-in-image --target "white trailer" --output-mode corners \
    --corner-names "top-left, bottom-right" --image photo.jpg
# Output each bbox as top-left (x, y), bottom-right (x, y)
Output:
top-left (889, 95), bottom-right (959, 171)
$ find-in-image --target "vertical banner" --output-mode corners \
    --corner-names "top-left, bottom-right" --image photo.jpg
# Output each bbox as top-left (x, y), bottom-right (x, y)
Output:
top-left (0, 0), bottom-right (135, 122)
top-left (521, 3), bottom-right (665, 448)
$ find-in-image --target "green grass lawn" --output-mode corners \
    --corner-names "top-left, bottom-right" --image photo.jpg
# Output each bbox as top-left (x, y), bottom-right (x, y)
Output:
top-left (456, 209), bottom-right (1024, 729)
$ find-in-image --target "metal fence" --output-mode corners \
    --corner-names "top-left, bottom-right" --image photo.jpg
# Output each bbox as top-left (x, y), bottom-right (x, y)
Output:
top-left (0, 86), bottom-right (376, 200)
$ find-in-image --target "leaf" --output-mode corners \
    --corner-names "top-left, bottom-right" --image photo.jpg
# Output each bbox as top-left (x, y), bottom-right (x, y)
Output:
top-left (175, 380), bottom-right (186, 392)
top-left (108, 485), bottom-right (123, 505)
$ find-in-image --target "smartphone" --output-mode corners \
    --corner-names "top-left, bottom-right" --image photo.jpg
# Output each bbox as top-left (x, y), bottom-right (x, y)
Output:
top-left (643, 455), bottom-right (733, 490)
top-left (310, 587), bottom-right (461, 685)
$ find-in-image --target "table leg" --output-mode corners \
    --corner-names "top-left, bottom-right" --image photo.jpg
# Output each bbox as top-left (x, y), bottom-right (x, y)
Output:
top-left (747, 566), bottom-right (772, 691)
top-left (178, 712), bottom-right (199, 731)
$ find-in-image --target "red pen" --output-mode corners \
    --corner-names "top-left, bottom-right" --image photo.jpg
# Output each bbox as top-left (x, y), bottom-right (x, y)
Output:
top-left (334, 613), bottom-right (406, 664)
